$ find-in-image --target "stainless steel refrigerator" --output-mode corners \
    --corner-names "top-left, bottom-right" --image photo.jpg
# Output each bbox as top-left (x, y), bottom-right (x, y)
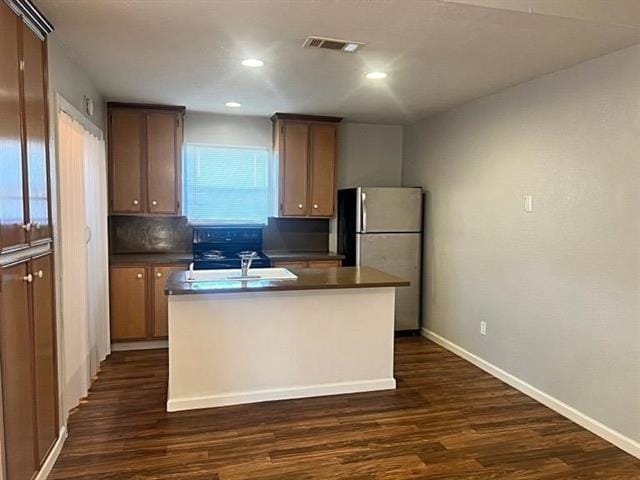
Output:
top-left (338, 187), bottom-right (423, 331)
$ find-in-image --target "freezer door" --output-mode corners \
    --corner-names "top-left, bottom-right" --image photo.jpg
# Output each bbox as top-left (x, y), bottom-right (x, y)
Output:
top-left (359, 187), bottom-right (422, 233)
top-left (358, 232), bottom-right (421, 330)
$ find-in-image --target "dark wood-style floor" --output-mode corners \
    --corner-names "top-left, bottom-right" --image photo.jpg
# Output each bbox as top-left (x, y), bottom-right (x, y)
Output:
top-left (50, 337), bottom-right (640, 479)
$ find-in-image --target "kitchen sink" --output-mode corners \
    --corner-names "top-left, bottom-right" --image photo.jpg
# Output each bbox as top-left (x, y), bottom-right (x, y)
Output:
top-left (186, 268), bottom-right (297, 282)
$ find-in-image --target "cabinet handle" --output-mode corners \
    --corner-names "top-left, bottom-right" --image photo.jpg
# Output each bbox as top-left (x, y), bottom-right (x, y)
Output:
top-left (156, 272), bottom-right (163, 278)
top-left (22, 274), bottom-right (33, 283)
top-left (151, 200), bottom-right (158, 207)
top-left (298, 204), bottom-right (304, 209)
top-left (132, 199), bottom-right (139, 206)
top-left (34, 270), bottom-right (43, 279)
top-left (21, 222), bottom-right (32, 232)
top-left (136, 273), bottom-right (143, 279)
top-left (313, 204), bottom-right (319, 209)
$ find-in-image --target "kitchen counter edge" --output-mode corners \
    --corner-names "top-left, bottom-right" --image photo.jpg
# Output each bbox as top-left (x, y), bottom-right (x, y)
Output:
top-left (165, 266), bottom-right (409, 295)
top-left (110, 253), bottom-right (193, 265)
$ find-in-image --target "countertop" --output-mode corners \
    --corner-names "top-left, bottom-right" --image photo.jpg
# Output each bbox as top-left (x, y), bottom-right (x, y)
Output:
top-left (263, 251), bottom-right (345, 262)
top-left (110, 251), bottom-right (344, 265)
top-left (110, 253), bottom-right (193, 265)
top-left (165, 266), bottom-right (409, 295)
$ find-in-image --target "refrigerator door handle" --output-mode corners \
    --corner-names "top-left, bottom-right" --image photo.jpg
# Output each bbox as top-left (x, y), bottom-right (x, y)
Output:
top-left (361, 192), bottom-right (367, 233)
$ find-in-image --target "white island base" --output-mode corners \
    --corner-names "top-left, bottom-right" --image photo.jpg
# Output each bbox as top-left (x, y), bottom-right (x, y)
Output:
top-left (167, 287), bottom-right (396, 412)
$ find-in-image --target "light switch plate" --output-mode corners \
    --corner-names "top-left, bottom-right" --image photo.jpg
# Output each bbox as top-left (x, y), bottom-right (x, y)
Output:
top-left (524, 195), bottom-right (533, 213)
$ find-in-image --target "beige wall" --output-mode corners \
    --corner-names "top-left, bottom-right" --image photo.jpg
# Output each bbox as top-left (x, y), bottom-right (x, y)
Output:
top-left (403, 44), bottom-right (640, 443)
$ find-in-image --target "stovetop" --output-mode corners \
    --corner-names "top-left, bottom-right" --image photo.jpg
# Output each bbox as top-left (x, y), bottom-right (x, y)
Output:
top-left (192, 227), bottom-right (271, 269)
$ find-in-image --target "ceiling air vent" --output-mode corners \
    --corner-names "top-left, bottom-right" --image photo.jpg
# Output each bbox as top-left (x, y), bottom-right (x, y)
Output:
top-left (303, 36), bottom-right (364, 53)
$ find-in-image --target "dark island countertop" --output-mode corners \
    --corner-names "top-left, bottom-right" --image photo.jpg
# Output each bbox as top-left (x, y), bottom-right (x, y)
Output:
top-left (165, 266), bottom-right (409, 295)
top-left (263, 250), bottom-right (345, 262)
top-left (110, 253), bottom-right (193, 265)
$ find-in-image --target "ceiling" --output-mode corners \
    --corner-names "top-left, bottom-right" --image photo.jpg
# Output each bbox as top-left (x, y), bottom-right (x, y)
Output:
top-left (36, 0), bottom-right (640, 124)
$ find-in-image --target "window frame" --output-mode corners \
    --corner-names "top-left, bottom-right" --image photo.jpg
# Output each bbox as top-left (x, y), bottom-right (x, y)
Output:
top-left (182, 142), bottom-right (272, 226)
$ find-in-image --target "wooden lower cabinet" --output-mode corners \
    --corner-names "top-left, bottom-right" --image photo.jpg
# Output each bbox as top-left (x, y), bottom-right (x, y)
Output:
top-left (0, 261), bottom-right (37, 480)
top-left (0, 253), bottom-right (58, 480)
top-left (31, 254), bottom-right (58, 463)
top-left (151, 265), bottom-right (183, 338)
top-left (110, 263), bottom-right (184, 342)
top-left (109, 265), bottom-right (147, 341)
top-left (272, 259), bottom-right (342, 269)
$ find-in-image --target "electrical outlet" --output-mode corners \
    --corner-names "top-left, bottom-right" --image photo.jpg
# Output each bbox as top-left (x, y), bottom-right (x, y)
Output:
top-left (480, 321), bottom-right (487, 336)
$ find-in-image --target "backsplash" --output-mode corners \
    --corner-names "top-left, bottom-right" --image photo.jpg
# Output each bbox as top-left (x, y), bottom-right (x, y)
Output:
top-left (109, 216), bottom-right (330, 254)
top-left (262, 217), bottom-right (328, 252)
top-left (109, 216), bottom-right (192, 253)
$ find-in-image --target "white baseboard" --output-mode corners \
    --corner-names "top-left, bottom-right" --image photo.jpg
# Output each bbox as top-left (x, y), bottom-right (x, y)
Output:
top-left (167, 378), bottom-right (396, 412)
top-left (111, 340), bottom-right (168, 351)
top-left (421, 328), bottom-right (640, 459)
top-left (35, 426), bottom-right (67, 480)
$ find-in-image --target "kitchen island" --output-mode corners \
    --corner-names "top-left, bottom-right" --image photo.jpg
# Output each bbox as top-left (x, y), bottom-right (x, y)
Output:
top-left (164, 266), bottom-right (409, 412)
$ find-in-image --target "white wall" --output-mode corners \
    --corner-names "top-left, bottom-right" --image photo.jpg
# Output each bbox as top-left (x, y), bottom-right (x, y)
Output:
top-left (402, 44), bottom-right (640, 446)
top-left (184, 112), bottom-right (272, 147)
top-left (184, 113), bottom-right (403, 189)
top-left (48, 37), bottom-right (105, 129)
top-left (337, 123), bottom-right (403, 188)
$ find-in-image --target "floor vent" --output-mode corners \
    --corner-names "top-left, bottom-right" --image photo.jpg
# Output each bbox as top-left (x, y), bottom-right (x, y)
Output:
top-left (303, 36), bottom-right (364, 53)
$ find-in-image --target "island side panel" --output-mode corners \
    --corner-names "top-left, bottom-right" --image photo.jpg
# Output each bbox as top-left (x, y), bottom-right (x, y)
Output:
top-left (167, 287), bottom-right (396, 411)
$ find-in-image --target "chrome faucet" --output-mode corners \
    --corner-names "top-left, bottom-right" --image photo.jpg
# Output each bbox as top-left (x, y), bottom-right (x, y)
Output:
top-left (239, 251), bottom-right (257, 278)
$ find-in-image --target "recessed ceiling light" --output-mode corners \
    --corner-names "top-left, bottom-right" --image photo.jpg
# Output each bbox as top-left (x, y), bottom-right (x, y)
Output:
top-left (241, 58), bottom-right (264, 67)
top-left (365, 71), bottom-right (388, 80)
top-left (225, 101), bottom-right (242, 108)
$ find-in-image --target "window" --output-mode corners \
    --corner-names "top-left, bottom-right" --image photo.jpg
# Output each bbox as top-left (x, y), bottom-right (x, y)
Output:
top-left (183, 144), bottom-right (269, 224)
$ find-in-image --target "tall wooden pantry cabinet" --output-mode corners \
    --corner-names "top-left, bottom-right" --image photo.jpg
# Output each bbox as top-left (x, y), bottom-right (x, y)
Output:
top-left (0, 1), bottom-right (58, 479)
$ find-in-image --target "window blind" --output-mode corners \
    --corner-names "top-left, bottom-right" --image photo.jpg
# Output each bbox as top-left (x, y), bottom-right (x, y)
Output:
top-left (183, 144), bottom-right (269, 224)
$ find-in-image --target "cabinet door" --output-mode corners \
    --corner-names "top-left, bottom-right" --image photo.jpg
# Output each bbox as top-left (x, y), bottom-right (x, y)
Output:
top-left (31, 254), bottom-right (58, 464)
top-left (22, 24), bottom-right (52, 243)
top-left (109, 109), bottom-right (144, 213)
top-left (0, 261), bottom-right (37, 480)
top-left (152, 265), bottom-right (184, 338)
top-left (109, 266), bottom-right (147, 340)
top-left (309, 123), bottom-right (336, 217)
top-left (0, 4), bottom-right (28, 252)
top-left (280, 121), bottom-right (309, 216)
top-left (147, 112), bottom-right (179, 214)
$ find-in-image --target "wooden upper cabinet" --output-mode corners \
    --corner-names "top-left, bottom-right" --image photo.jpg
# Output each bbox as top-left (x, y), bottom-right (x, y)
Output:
top-left (109, 108), bottom-right (144, 213)
top-left (309, 123), bottom-right (337, 217)
top-left (280, 121), bottom-right (309, 216)
top-left (109, 265), bottom-right (148, 341)
top-left (108, 103), bottom-right (184, 215)
top-left (272, 113), bottom-right (341, 218)
top-left (22, 23), bottom-right (51, 244)
top-left (0, 3), bottom-right (27, 252)
top-left (31, 253), bottom-right (58, 464)
top-left (147, 112), bottom-right (180, 214)
top-left (0, 261), bottom-right (37, 480)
